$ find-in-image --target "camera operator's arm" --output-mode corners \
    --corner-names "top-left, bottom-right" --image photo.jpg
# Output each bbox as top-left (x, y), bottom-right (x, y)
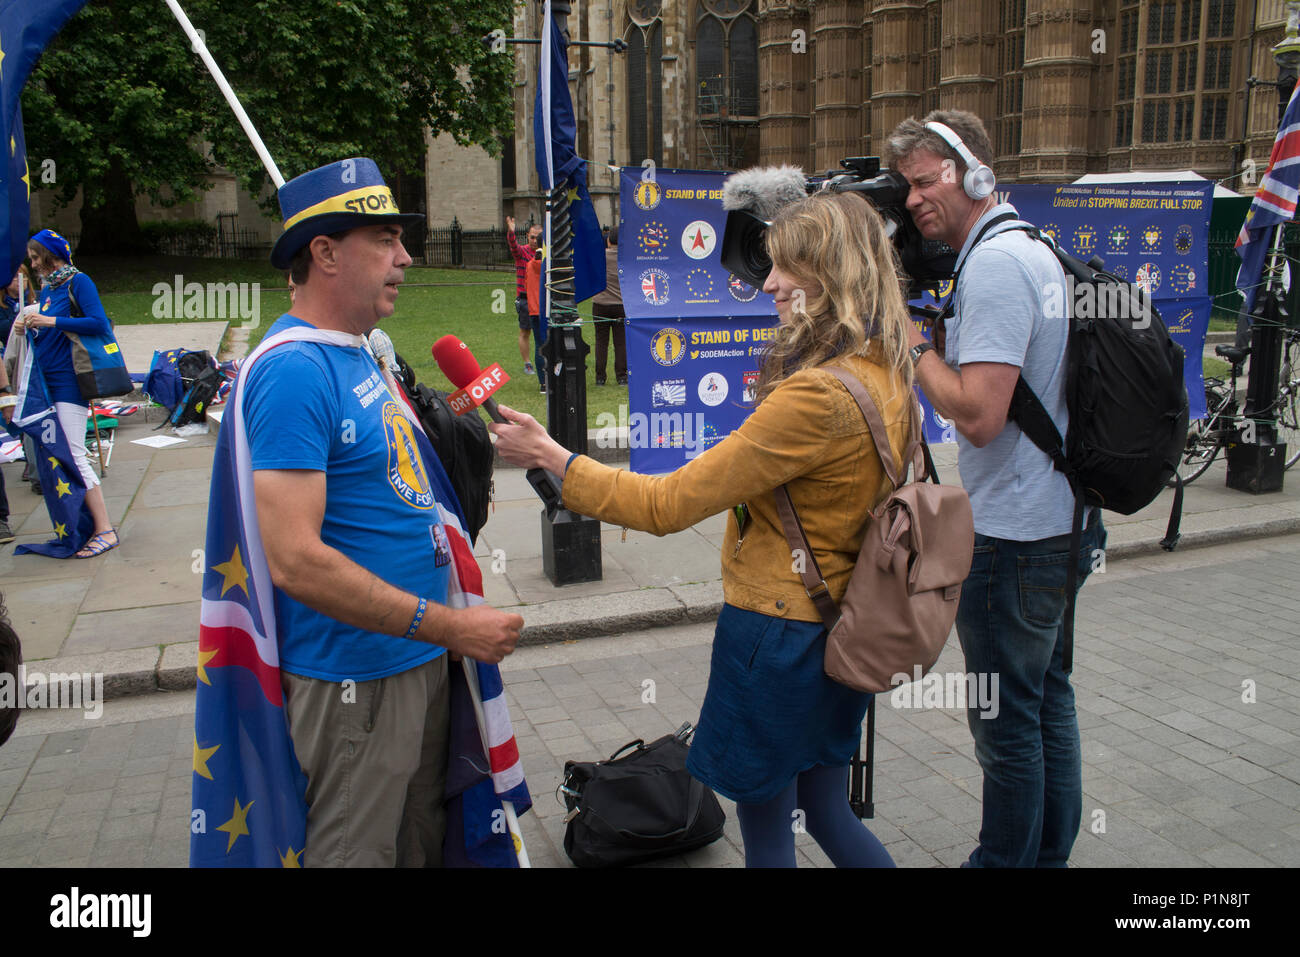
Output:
top-left (907, 320), bottom-right (1018, 448)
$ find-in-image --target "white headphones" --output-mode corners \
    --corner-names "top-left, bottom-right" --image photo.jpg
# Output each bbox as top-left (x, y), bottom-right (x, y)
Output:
top-left (924, 121), bottom-right (997, 200)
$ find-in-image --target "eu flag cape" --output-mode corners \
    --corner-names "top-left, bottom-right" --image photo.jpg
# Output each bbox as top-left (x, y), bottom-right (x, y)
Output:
top-left (4, 333), bottom-right (93, 557)
top-left (191, 325), bottom-right (530, 867)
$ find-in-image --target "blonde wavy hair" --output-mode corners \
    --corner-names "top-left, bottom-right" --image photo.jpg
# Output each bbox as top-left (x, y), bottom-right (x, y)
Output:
top-left (750, 191), bottom-right (913, 405)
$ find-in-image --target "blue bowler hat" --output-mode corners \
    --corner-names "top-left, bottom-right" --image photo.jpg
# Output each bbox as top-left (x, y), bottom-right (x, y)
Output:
top-left (270, 157), bottom-right (424, 269)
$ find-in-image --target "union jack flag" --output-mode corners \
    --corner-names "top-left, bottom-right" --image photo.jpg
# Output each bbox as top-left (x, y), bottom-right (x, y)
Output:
top-left (191, 326), bottom-right (529, 867)
top-left (1236, 83), bottom-right (1300, 316)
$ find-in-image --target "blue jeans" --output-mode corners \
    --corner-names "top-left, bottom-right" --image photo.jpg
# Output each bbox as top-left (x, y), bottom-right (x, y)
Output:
top-left (956, 511), bottom-right (1105, 868)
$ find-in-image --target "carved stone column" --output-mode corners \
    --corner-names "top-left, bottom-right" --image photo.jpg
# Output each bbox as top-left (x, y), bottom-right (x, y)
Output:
top-left (1020, 0), bottom-right (1100, 181)
top-left (867, 1), bottom-right (927, 154)
top-left (810, 0), bottom-right (865, 173)
top-left (758, 0), bottom-right (813, 169)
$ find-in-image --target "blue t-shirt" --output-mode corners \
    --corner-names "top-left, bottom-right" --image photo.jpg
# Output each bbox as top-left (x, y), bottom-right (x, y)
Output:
top-left (243, 314), bottom-right (450, 681)
top-left (32, 271), bottom-right (113, 406)
top-left (947, 204), bottom-right (1078, 541)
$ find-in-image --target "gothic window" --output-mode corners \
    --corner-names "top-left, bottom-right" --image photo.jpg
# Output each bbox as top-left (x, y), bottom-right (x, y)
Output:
top-left (627, 3), bottom-right (664, 166)
top-left (694, 0), bottom-right (758, 169)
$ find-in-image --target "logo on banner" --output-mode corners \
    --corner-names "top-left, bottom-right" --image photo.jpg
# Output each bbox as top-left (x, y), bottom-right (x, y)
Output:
top-left (640, 268), bottom-right (671, 306)
top-left (1140, 225), bottom-right (1162, 254)
top-left (1072, 225), bottom-right (1097, 258)
top-left (1041, 223), bottom-right (1062, 244)
top-left (681, 220), bottom-right (716, 259)
top-left (698, 372), bottom-right (729, 406)
top-left (1106, 224), bottom-right (1130, 254)
top-left (742, 370), bottom-right (760, 403)
top-left (685, 267), bottom-right (717, 302)
top-left (1174, 225), bottom-right (1194, 255)
top-left (633, 180), bottom-right (662, 210)
top-left (1168, 308), bottom-right (1194, 333)
top-left (728, 274), bottom-right (759, 302)
top-left (1111, 263), bottom-right (1129, 281)
top-left (652, 378), bottom-right (687, 407)
top-left (1135, 262), bottom-right (1161, 295)
top-left (650, 327), bottom-right (686, 366)
top-left (935, 278), bottom-right (954, 299)
top-left (637, 221), bottom-right (671, 256)
top-left (1170, 263), bottom-right (1197, 294)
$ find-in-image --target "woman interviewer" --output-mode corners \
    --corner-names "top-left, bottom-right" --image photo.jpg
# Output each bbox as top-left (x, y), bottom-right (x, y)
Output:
top-left (14, 230), bottom-right (118, 557)
top-left (490, 192), bottom-right (913, 867)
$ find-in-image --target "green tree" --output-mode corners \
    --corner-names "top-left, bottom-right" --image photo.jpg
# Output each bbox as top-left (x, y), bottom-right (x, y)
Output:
top-left (24, 0), bottom-right (515, 255)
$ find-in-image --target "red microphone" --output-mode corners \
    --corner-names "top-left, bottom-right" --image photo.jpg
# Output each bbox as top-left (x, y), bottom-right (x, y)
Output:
top-left (432, 335), bottom-right (510, 423)
top-left (432, 335), bottom-right (563, 513)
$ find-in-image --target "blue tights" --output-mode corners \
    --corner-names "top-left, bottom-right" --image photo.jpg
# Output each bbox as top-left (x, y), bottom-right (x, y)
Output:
top-left (734, 765), bottom-right (895, 868)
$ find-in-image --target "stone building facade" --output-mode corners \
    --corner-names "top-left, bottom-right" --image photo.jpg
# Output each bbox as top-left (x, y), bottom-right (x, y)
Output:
top-left (501, 0), bottom-right (1295, 232)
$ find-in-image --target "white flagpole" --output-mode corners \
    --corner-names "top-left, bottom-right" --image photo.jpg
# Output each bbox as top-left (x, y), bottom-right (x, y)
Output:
top-left (461, 659), bottom-right (531, 868)
top-left (162, 0), bottom-right (286, 188)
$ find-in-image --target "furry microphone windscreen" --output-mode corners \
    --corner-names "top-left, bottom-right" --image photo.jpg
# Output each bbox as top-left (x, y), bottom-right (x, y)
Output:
top-left (721, 166), bottom-right (807, 221)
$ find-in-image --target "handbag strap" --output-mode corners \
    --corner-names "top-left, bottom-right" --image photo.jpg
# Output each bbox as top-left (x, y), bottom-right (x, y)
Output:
top-left (771, 365), bottom-right (919, 633)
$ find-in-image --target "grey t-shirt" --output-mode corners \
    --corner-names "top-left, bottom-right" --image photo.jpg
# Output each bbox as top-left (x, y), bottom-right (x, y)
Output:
top-left (946, 204), bottom-right (1076, 540)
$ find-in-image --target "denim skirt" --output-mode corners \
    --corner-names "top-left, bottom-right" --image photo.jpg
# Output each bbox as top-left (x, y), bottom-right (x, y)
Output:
top-left (685, 603), bottom-right (873, 804)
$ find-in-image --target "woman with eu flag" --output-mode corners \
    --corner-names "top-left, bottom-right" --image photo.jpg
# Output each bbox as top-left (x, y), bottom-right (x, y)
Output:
top-left (490, 191), bottom-right (915, 867)
top-left (14, 229), bottom-right (119, 557)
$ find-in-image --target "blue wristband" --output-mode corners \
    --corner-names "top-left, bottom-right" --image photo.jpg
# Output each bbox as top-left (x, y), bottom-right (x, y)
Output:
top-left (565, 452), bottom-right (580, 475)
top-left (404, 597), bottom-right (428, 639)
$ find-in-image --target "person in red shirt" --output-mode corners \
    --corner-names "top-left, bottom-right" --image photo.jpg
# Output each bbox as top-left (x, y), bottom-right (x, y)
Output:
top-left (505, 216), bottom-right (542, 375)
top-left (525, 253), bottom-right (545, 392)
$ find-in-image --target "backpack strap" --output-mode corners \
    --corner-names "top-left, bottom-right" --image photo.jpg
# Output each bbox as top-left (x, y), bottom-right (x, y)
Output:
top-left (772, 366), bottom-right (918, 633)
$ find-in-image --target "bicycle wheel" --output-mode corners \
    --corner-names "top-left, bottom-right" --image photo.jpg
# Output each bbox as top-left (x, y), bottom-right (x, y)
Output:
top-left (1172, 383), bottom-right (1228, 485)
top-left (1279, 335), bottom-right (1300, 469)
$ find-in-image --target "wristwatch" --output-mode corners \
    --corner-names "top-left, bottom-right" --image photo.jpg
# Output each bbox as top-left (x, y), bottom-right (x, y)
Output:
top-left (909, 341), bottom-right (936, 367)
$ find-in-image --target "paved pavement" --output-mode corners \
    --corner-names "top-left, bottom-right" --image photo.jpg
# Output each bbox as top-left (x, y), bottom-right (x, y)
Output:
top-left (2, 534), bottom-right (1298, 868)
top-left (1, 322), bottom-right (1298, 867)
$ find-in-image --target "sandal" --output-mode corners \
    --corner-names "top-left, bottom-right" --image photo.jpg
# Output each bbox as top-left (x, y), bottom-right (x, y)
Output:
top-left (75, 529), bottom-right (119, 559)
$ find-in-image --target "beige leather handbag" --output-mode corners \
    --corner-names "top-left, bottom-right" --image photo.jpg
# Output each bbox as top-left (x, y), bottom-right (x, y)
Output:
top-left (774, 368), bottom-right (974, 693)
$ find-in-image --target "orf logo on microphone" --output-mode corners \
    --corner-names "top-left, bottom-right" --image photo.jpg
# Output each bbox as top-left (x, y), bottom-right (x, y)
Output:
top-left (448, 362), bottom-right (510, 415)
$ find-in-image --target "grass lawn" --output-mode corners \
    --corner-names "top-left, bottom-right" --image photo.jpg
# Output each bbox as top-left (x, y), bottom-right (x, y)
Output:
top-left (88, 256), bottom-right (626, 426)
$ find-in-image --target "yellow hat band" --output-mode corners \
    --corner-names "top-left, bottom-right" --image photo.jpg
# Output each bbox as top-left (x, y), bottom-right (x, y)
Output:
top-left (282, 185), bottom-right (403, 231)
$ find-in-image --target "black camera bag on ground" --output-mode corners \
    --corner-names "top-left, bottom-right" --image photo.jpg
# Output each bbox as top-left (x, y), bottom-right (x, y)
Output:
top-left (169, 364), bottom-right (223, 428)
top-left (559, 723), bottom-right (725, 868)
top-left (393, 353), bottom-right (494, 545)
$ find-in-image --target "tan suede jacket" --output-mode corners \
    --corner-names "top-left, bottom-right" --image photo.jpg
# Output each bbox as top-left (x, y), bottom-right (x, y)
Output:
top-left (562, 348), bottom-right (913, 623)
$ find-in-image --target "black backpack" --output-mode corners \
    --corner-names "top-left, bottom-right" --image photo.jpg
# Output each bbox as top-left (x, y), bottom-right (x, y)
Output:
top-left (950, 214), bottom-right (1189, 670)
top-left (169, 364), bottom-right (223, 428)
top-left (394, 353), bottom-right (494, 545)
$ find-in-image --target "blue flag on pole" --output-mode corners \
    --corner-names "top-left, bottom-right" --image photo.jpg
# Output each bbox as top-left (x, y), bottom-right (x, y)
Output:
top-left (0, 0), bottom-right (92, 279)
top-left (533, 0), bottom-right (606, 307)
top-left (1236, 83), bottom-right (1300, 317)
top-left (5, 337), bottom-right (94, 557)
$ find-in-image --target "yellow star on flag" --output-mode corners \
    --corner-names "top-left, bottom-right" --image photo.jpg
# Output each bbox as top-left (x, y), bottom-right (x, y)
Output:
top-left (48, 456), bottom-right (60, 470)
top-left (53, 521), bottom-right (67, 539)
top-left (280, 846), bottom-right (304, 868)
top-left (22, 154), bottom-right (30, 200)
top-left (217, 796), bottom-right (254, 853)
top-left (55, 478), bottom-right (71, 498)
top-left (212, 545), bottom-right (249, 598)
top-left (567, 186), bottom-right (580, 204)
top-left (196, 647), bottom-right (218, 686)
top-left (193, 735), bottom-right (219, 780)
top-left (0, 35), bottom-right (6, 80)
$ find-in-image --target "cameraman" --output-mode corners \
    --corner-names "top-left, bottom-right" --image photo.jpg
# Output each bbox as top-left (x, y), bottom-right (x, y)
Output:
top-left (885, 110), bottom-right (1105, 868)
